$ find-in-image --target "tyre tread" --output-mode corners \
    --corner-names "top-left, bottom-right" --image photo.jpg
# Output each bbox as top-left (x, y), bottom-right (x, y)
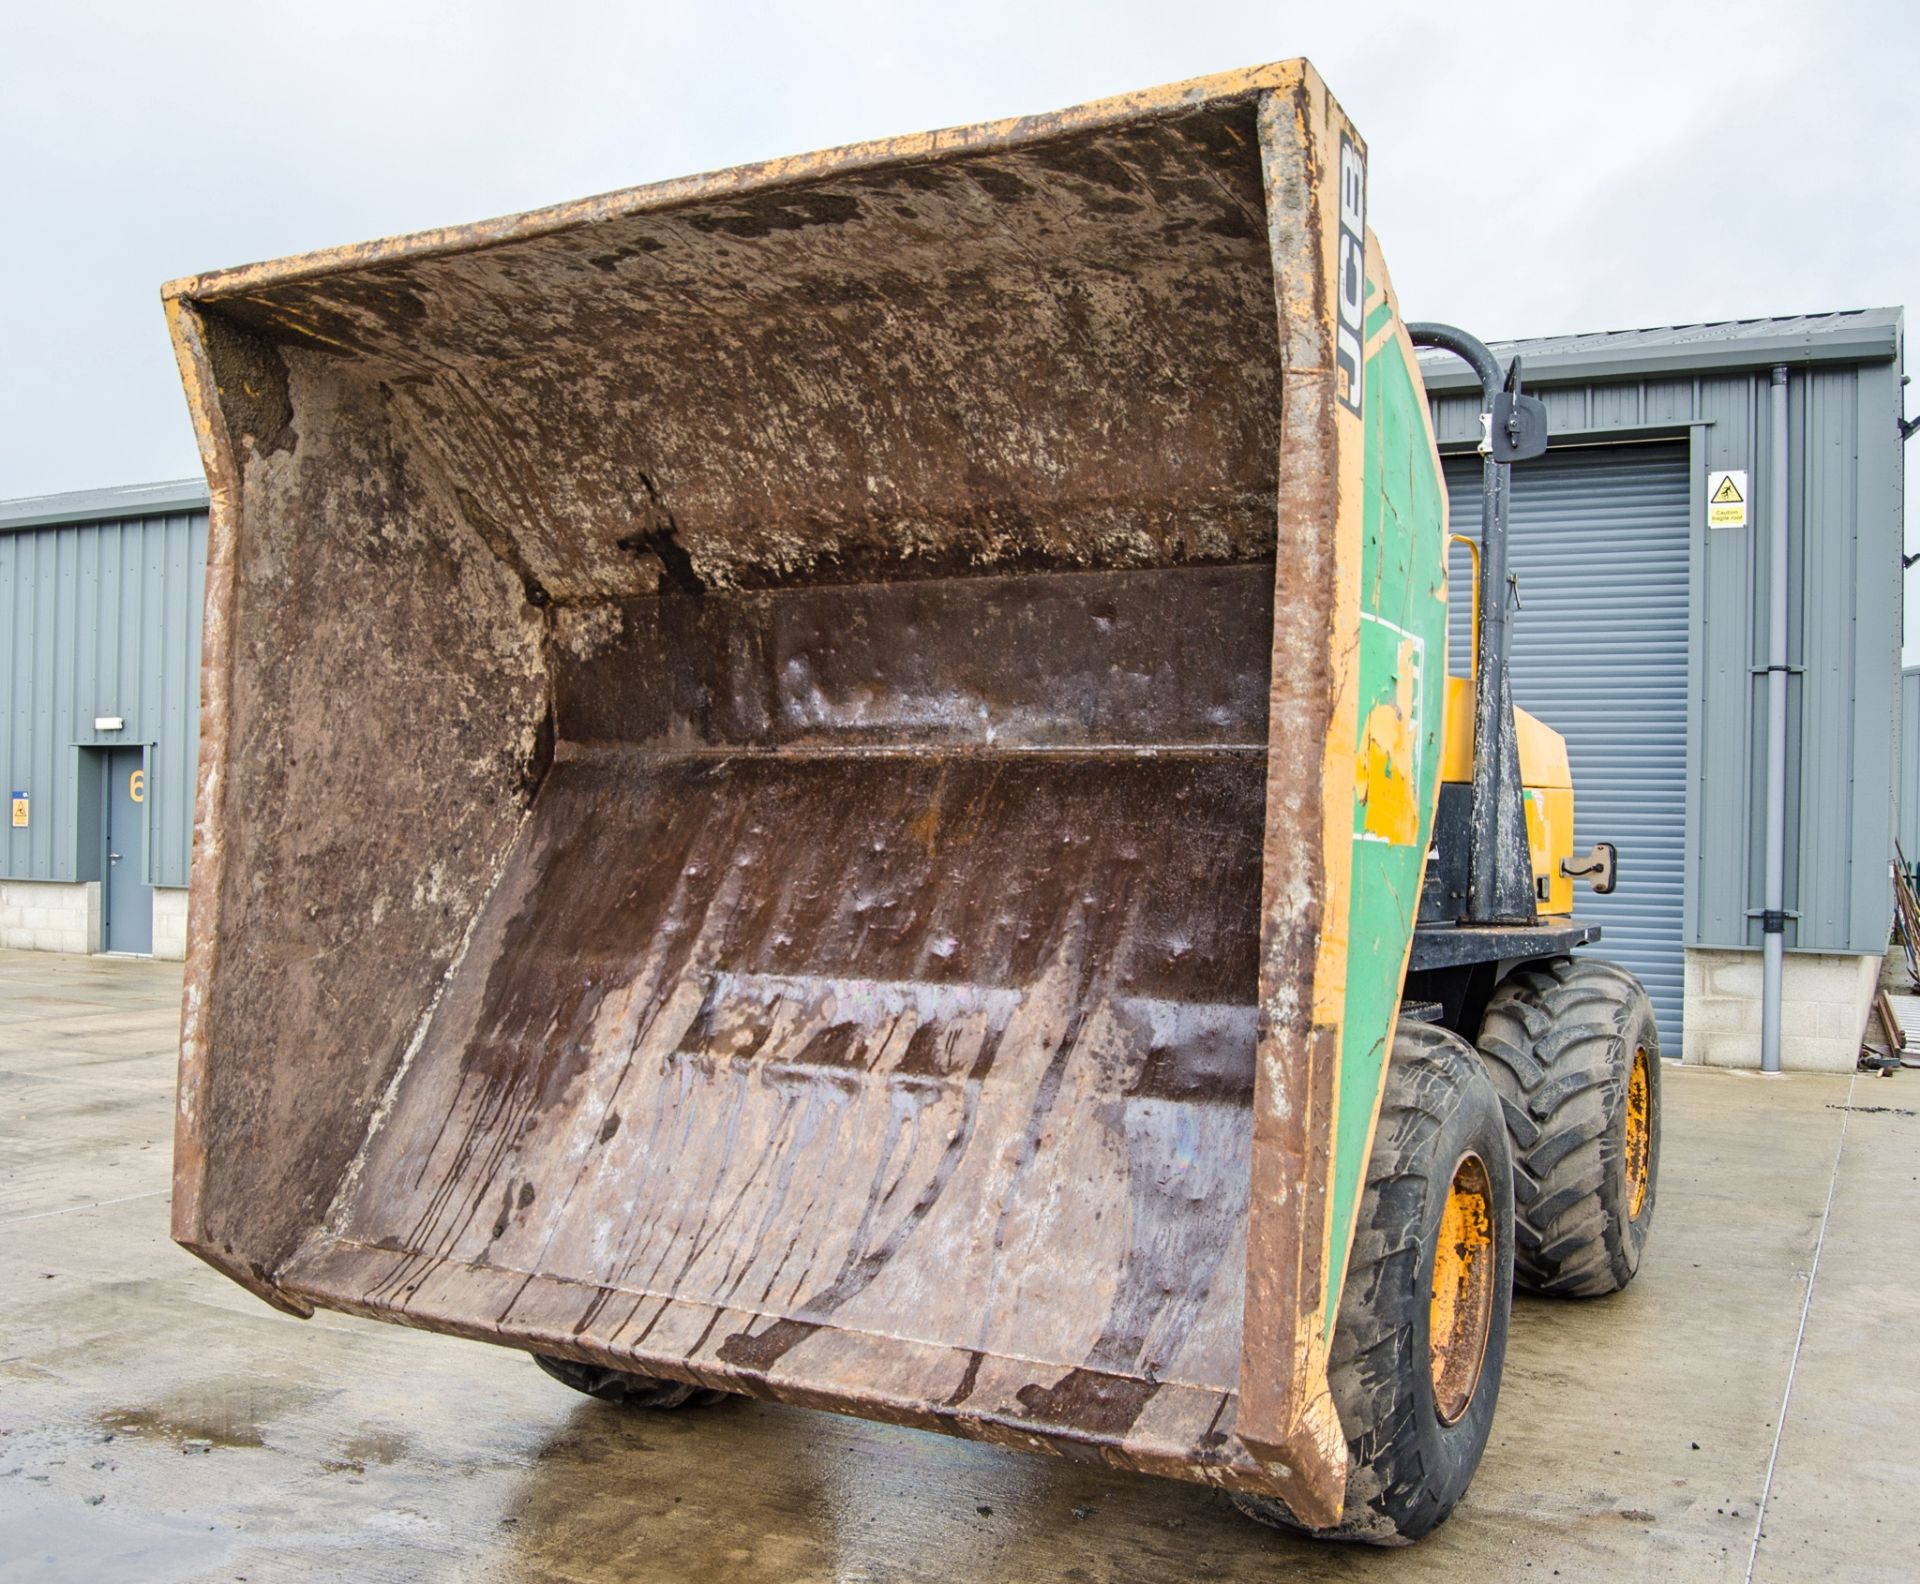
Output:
top-left (532, 1353), bottom-right (729, 1410)
top-left (1232, 1020), bottom-right (1512, 1544)
top-left (1476, 956), bottom-right (1659, 1298)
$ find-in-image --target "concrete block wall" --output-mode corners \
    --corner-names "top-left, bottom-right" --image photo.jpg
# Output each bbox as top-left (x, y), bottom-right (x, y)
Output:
top-left (1683, 948), bottom-right (1878, 1072)
top-left (0, 879), bottom-right (100, 955)
top-left (0, 880), bottom-right (188, 959)
top-left (152, 887), bottom-right (189, 961)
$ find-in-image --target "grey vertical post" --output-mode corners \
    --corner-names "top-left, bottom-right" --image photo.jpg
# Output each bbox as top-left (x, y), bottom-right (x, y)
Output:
top-left (1760, 366), bottom-right (1790, 1073)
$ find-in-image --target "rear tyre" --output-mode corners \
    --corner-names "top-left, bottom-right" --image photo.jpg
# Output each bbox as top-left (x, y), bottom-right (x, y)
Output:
top-left (1476, 956), bottom-right (1660, 1297)
top-left (1232, 1021), bottom-right (1514, 1544)
top-left (532, 1354), bottom-right (729, 1409)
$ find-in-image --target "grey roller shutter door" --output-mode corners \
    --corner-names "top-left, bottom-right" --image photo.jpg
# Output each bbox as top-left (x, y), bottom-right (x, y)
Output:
top-left (1444, 443), bottom-right (1690, 1046)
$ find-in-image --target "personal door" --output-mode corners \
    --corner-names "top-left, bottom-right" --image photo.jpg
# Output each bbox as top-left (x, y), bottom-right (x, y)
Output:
top-left (104, 747), bottom-right (152, 954)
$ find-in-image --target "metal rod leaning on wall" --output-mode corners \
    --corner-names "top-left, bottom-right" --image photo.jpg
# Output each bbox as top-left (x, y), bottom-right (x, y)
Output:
top-left (1760, 365), bottom-right (1790, 1074)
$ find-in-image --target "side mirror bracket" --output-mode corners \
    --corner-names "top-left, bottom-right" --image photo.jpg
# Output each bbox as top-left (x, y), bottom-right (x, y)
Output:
top-left (1490, 358), bottom-right (1549, 463)
top-left (1562, 842), bottom-right (1618, 896)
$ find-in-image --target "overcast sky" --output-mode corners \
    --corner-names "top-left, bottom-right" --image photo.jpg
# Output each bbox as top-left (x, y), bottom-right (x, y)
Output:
top-left (4, 0), bottom-right (1913, 608)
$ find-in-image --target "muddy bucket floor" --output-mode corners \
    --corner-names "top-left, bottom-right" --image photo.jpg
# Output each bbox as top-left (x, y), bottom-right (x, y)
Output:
top-left (4, 951), bottom-right (1917, 1582)
top-left (286, 747), bottom-right (1270, 1476)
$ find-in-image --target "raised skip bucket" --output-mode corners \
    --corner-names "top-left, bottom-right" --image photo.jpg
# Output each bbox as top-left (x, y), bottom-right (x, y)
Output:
top-left (166, 61), bottom-right (1449, 1528)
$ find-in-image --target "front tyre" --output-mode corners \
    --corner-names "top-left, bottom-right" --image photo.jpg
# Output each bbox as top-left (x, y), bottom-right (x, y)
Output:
top-left (1233, 1021), bottom-right (1514, 1543)
top-left (532, 1353), bottom-right (729, 1409)
top-left (1476, 956), bottom-right (1660, 1297)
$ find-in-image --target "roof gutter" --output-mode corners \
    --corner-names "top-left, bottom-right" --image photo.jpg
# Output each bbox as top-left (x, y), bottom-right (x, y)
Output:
top-left (1421, 319), bottom-right (1902, 393)
top-left (0, 478), bottom-right (210, 533)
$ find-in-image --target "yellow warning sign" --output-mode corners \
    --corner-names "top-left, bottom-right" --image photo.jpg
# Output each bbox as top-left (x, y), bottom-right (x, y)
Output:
top-left (1707, 469), bottom-right (1749, 528)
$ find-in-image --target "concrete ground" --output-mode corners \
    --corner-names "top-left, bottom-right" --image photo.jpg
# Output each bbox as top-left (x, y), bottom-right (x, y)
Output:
top-left (1, 952), bottom-right (1915, 1584)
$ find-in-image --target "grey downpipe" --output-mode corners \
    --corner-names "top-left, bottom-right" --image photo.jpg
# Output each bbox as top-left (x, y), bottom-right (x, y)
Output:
top-left (1407, 322), bottom-right (1537, 925)
top-left (1761, 366), bottom-right (1790, 1073)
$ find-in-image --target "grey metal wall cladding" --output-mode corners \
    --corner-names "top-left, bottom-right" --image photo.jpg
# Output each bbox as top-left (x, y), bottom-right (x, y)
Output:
top-left (1430, 342), bottom-right (1905, 961)
top-left (0, 508), bottom-right (208, 889)
top-left (1445, 444), bottom-right (1691, 1046)
top-left (1902, 668), bottom-right (1920, 865)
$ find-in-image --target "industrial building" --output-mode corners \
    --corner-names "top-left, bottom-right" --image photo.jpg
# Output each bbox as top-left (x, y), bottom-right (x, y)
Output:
top-left (0, 309), bottom-right (1907, 1069)
top-left (1426, 308), bottom-right (1907, 1068)
top-left (0, 479), bottom-right (207, 958)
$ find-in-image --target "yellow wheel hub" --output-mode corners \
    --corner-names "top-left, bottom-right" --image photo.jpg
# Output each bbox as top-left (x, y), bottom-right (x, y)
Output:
top-left (1625, 1045), bottom-right (1652, 1220)
top-left (1429, 1153), bottom-right (1495, 1426)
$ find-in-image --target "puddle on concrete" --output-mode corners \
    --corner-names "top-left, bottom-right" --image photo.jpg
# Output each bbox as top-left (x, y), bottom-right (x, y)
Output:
top-left (341, 1428), bottom-right (410, 1466)
top-left (491, 1395), bottom-right (1266, 1584)
top-left (94, 1378), bottom-right (319, 1452)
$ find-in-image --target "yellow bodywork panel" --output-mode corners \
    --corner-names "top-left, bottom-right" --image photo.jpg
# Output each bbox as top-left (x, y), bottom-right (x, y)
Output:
top-left (1356, 639), bottom-right (1425, 847)
top-left (1438, 675), bottom-right (1575, 915)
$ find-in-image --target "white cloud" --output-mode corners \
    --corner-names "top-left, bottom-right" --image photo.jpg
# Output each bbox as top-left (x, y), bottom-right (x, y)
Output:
top-left (2, 0), bottom-right (1912, 614)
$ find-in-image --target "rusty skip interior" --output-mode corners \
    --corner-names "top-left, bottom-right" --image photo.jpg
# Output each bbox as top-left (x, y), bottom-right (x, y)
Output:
top-left (173, 91), bottom-right (1334, 1488)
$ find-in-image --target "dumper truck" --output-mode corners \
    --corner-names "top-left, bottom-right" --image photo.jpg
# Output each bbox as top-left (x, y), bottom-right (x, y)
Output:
top-left (163, 59), bottom-right (1660, 1543)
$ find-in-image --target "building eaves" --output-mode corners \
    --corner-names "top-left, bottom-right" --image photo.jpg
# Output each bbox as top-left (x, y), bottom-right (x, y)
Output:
top-left (0, 478), bottom-right (211, 533)
top-left (1420, 307), bottom-right (1904, 393)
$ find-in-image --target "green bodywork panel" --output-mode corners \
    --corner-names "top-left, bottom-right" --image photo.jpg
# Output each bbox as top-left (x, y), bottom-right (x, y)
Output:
top-left (1322, 286), bottom-right (1450, 1327)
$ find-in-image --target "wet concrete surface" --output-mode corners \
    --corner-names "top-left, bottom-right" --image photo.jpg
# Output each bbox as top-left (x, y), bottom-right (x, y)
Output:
top-left (1, 950), bottom-right (1914, 1582)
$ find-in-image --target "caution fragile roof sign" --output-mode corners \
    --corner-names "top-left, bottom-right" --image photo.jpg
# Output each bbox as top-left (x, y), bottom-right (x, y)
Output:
top-left (1707, 469), bottom-right (1748, 529)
